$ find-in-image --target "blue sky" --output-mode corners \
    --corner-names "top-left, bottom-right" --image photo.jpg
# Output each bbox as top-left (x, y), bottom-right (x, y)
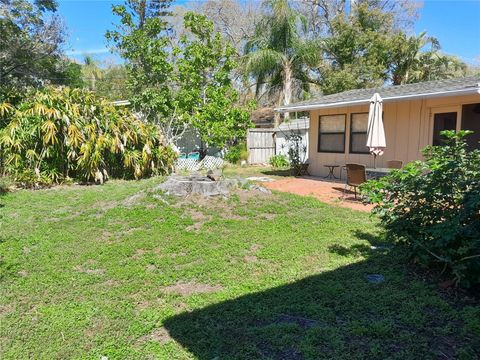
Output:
top-left (58, 0), bottom-right (480, 65)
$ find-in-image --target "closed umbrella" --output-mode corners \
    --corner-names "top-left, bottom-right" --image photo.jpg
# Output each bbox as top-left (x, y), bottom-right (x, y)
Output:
top-left (366, 93), bottom-right (386, 168)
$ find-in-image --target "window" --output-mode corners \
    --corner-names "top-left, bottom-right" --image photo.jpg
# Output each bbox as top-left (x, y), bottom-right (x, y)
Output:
top-left (461, 103), bottom-right (480, 151)
top-left (433, 112), bottom-right (457, 146)
top-left (350, 113), bottom-right (369, 154)
top-left (318, 114), bottom-right (346, 153)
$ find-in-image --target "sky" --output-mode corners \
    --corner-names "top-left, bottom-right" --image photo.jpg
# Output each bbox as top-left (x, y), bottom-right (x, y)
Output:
top-left (58, 0), bottom-right (480, 66)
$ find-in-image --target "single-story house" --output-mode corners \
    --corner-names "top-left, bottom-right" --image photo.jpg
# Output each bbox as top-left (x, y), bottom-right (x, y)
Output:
top-left (275, 117), bottom-right (310, 161)
top-left (275, 76), bottom-right (480, 177)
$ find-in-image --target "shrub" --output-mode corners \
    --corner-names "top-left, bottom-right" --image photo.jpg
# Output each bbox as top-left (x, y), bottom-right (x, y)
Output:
top-left (225, 142), bottom-right (247, 164)
top-left (269, 154), bottom-right (289, 168)
top-left (0, 87), bottom-right (176, 186)
top-left (361, 131), bottom-right (480, 287)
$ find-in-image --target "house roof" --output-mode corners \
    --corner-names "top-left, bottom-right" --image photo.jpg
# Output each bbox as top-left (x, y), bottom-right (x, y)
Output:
top-left (276, 76), bottom-right (480, 112)
top-left (275, 117), bottom-right (309, 132)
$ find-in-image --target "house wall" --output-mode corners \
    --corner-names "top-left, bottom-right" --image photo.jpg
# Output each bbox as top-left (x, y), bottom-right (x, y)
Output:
top-left (276, 129), bottom-right (309, 162)
top-left (307, 93), bottom-right (480, 177)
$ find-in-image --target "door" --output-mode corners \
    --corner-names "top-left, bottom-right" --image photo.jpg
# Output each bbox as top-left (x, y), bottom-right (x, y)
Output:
top-left (432, 111), bottom-right (457, 146)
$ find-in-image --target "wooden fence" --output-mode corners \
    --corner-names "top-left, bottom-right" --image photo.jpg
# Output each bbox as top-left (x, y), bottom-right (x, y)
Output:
top-left (247, 129), bottom-right (275, 164)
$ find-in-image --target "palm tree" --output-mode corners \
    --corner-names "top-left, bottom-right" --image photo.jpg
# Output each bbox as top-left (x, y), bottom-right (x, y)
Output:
top-left (244, 0), bottom-right (320, 120)
top-left (390, 32), bottom-right (466, 85)
top-left (82, 55), bottom-right (103, 90)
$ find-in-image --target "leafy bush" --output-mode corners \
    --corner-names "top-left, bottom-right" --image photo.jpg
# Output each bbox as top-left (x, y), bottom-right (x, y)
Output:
top-left (225, 143), bottom-right (248, 164)
top-left (361, 131), bottom-right (480, 287)
top-left (0, 87), bottom-right (176, 186)
top-left (269, 154), bottom-right (289, 168)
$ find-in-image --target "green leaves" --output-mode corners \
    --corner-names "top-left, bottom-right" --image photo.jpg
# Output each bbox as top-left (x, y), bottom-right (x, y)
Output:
top-left (109, 5), bottom-right (252, 151)
top-left (0, 87), bottom-right (176, 186)
top-left (362, 132), bottom-right (480, 287)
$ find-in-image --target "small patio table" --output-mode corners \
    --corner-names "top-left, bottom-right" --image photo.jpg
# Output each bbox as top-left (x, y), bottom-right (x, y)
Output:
top-left (323, 164), bottom-right (340, 180)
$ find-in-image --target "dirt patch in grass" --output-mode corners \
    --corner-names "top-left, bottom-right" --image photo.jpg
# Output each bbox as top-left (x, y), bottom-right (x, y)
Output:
top-left (101, 231), bottom-right (113, 241)
top-left (174, 259), bottom-right (204, 270)
top-left (244, 243), bottom-right (263, 263)
top-left (185, 209), bottom-right (213, 232)
top-left (17, 270), bottom-right (28, 277)
top-left (244, 255), bottom-right (258, 263)
top-left (131, 248), bottom-right (147, 259)
top-left (122, 192), bottom-right (146, 207)
top-left (162, 282), bottom-right (223, 296)
top-left (94, 200), bottom-right (118, 212)
top-left (146, 264), bottom-right (157, 272)
top-left (136, 327), bottom-right (173, 346)
top-left (250, 244), bottom-right (262, 253)
top-left (170, 251), bottom-right (188, 258)
top-left (74, 261), bottom-right (105, 275)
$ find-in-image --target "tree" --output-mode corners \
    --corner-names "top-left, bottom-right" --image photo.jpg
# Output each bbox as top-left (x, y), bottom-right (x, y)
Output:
top-left (106, 0), bottom-right (181, 144)
top-left (107, 2), bottom-right (252, 151)
top-left (0, 0), bottom-right (66, 90)
top-left (81, 55), bottom-right (103, 90)
top-left (389, 32), bottom-right (467, 85)
top-left (189, 0), bottom-right (262, 54)
top-left (297, 0), bottom-right (421, 36)
top-left (244, 0), bottom-right (321, 113)
top-left (315, 4), bottom-right (467, 94)
top-left (95, 64), bottom-right (131, 101)
top-left (316, 3), bottom-right (393, 94)
top-left (177, 12), bottom-right (253, 151)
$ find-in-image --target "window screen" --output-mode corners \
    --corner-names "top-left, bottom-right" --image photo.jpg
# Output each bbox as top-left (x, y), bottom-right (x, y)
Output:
top-left (350, 113), bottom-right (369, 153)
top-left (318, 114), bottom-right (346, 153)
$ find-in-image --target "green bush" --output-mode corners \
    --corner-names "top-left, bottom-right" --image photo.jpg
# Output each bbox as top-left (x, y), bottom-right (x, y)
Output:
top-left (361, 131), bottom-right (480, 287)
top-left (225, 143), bottom-right (247, 164)
top-left (0, 87), bottom-right (176, 187)
top-left (269, 154), bottom-right (289, 168)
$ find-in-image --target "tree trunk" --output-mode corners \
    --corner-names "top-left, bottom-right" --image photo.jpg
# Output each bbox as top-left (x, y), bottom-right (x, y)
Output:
top-left (283, 61), bottom-right (292, 123)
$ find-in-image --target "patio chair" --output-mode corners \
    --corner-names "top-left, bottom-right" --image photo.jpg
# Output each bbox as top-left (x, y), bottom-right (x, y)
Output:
top-left (344, 164), bottom-right (367, 199)
top-left (386, 160), bottom-right (403, 169)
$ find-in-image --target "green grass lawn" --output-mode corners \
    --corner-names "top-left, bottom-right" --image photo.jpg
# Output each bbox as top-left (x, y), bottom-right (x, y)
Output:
top-left (0, 176), bottom-right (478, 359)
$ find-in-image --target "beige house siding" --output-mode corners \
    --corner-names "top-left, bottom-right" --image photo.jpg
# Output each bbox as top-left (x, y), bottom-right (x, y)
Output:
top-left (307, 94), bottom-right (480, 177)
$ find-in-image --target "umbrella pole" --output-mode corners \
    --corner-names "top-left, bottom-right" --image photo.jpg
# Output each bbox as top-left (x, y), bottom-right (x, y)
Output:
top-left (373, 154), bottom-right (377, 169)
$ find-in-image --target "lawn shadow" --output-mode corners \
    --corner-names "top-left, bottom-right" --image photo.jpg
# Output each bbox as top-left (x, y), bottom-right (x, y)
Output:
top-left (260, 169), bottom-right (294, 177)
top-left (163, 245), bottom-right (470, 359)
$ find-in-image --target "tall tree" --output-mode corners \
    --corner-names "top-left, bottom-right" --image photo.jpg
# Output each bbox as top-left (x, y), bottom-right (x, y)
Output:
top-left (0, 0), bottom-right (66, 90)
top-left (107, 2), bottom-right (252, 150)
top-left (81, 55), bottom-right (103, 90)
top-left (297, 0), bottom-right (421, 36)
top-left (244, 0), bottom-right (321, 114)
top-left (315, 4), bottom-right (467, 94)
top-left (106, 0), bottom-right (175, 123)
top-left (389, 32), bottom-right (466, 85)
top-left (316, 3), bottom-right (393, 94)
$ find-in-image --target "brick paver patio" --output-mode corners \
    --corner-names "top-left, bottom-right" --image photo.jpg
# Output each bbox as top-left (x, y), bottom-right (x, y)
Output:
top-left (263, 177), bottom-right (373, 212)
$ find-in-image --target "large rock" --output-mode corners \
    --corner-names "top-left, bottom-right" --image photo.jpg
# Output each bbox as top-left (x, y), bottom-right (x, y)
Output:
top-left (157, 175), bottom-right (230, 197)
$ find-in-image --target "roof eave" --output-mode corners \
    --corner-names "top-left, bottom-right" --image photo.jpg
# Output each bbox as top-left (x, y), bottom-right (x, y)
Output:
top-left (275, 87), bottom-right (480, 113)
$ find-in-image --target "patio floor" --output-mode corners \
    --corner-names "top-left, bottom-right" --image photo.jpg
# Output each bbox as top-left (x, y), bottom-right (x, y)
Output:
top-left (263, 177), bottom-right (373, 212)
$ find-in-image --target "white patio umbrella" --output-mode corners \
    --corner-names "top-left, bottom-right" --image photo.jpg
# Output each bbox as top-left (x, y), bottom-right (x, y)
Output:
top-left (366, 93), bottom-right (386, 168)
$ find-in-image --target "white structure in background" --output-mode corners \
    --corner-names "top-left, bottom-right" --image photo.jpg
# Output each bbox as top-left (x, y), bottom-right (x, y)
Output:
top-left (274, 117), bottom-right (310, 161)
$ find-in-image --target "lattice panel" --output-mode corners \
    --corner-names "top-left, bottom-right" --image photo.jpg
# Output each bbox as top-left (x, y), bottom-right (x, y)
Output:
top-left (175, 156), bottom-right (224, 172)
